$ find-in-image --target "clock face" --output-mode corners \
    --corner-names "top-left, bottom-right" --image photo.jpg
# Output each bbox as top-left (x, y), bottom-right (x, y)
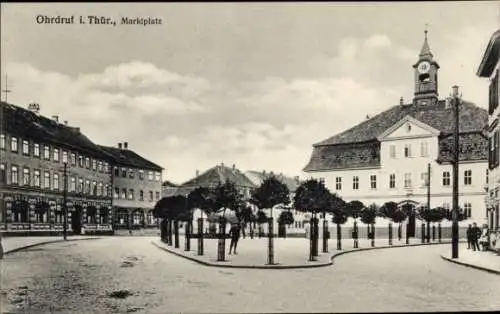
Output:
top-left (418, 61), bottom-right (431, 74)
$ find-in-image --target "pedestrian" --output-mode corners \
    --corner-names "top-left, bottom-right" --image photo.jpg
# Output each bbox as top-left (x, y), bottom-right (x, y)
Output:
top-left (228, 223), bottom-right (241, 255)
top-left (466, 224), bottom-right (472, 249)
top-left (479, 224), bottom-right (489, 251)
top-left (471, 222), bottom-right (481, 251)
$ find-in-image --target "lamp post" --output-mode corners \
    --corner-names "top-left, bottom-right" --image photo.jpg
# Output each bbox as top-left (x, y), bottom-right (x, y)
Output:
top-left (63, 161), bottom-right (68, 240)
top-left (451, 85), bottom-right (461, 259)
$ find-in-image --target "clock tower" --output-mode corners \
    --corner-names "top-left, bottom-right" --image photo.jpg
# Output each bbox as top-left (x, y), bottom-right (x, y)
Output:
top-left (413, 30), bottom-right (440, 106)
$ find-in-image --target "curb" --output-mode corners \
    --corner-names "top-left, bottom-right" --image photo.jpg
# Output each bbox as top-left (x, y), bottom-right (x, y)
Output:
top-left (151, 241), bottom-right (333, 270)
top-left (329, 240), bottom-right (465, 262)
top-left (152, 239), bottom-right (462, 270)
top-left (4, 237), bottom-right (103, 255)
top-left (439, 254), bottom-right (500, 275)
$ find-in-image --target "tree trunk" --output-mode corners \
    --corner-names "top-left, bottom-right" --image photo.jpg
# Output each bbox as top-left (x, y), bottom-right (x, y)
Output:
top-left (353, 220), bottom-right (358, 248)
top-left (438, 223), bottom-right (442, 243)
top-left (322, 217), bottom-right (328, 253)
top-left (427, 221), bottom-right (430, 243)
top-left (217, 217), bottom-right (226, 261)
top-left (185, 219), bottom-right (191, 251)
top-left (168, 219), bottom-right (173, 246)
top-left (313, 216), bottom-right (319, 257)
top-left (398, 223), bottom-right (402, 241)
top-left (268, 217), bottom-right (274, 265)
top-left (197, 217), bottom-right (204, 256)
top-left (309, 217), bottom-right (315, 261)
top-left (336, 223), bottom-right (342, 250)
top-left (371, 223), bottom-right (375, 247)
top-left (174, 220), bottom-right (179, 248)
top-left (421, 223), bottom-right (425, 244)
top-left (388, 222), bottom-right (393, 245)
top-left (432, 224), bottom-right (436, 241)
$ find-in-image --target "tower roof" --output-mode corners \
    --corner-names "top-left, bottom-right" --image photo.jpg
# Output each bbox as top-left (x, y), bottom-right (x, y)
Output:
top-left (419, 29), bottom-right (434, 59)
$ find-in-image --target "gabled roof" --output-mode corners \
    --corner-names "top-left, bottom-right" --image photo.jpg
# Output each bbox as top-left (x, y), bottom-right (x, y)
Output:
top-left (315, 100), bottom-right (487, 146)
top-left (176, 164), bottom-right (256, 196)
top-left (245, 170), bottom-right (301, 193)
top-left (98, 145), bottom-right (163, 171)
top-left (1, 101), bottom-right (113, 160)
top-left (477, 29), bottom-right (500, 77)
top-left (377, 115), bottom-right (440, 141)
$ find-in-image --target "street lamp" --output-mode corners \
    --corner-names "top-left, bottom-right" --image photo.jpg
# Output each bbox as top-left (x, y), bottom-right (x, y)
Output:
top-left (62, 160), bottom-right (69, 240)
top-left (451, 85), bottom-right (461, 259)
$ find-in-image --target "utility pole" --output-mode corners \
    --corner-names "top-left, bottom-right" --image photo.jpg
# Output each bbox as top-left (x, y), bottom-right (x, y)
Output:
top-left (63, 162), bottom-right (68, 240)
top-left (2, 75), bottom-right (12, 102)
top-left (452, 86), bottom-right (461, 259)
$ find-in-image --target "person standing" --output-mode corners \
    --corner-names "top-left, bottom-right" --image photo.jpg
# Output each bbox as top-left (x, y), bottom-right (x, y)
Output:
top-left (479, 224), bottom-right (489, 251)
top-left (471, 222), bottom-right (481, 251)
top-left (466, 224), bottom-right (472, 249)
top-left (228, 223), bottom-right (241, 255)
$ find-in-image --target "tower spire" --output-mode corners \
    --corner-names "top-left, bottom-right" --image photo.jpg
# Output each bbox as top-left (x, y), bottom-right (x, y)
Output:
top-left (419, 27), bottom-right (433, 59)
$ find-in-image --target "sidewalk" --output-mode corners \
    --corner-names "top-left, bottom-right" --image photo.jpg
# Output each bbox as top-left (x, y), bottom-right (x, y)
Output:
top-left (153, 236), bottom-right (455, 269)
top-left (440, 243), bottom-right (500, 275)
top-left (1, 235), bottom-right (102, 255)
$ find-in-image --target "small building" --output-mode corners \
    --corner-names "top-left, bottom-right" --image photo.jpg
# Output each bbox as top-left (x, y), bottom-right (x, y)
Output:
top-left (99, 143), bottom-right (163, 230)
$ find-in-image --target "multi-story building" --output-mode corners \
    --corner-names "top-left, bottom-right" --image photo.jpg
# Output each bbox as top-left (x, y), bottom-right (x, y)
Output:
top-left (0, 102), bottom-right (114, 235)
top-left (303, 31), bottom-right (489, 233)
top-left (99, 143), bottom-right (163, 230)
top-left (477, 29), bottom-right (500, 240)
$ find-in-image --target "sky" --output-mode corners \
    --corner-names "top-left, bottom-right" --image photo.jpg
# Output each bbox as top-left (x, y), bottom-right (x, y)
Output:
top-left (1, 2), bottom-right (499, 184)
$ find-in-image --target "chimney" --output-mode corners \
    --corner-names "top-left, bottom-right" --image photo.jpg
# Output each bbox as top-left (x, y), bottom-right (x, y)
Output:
top-left (64, 120), bottom-right (68, 125)
top-left (27, 103), bottom-right (40, 113)
top-left (400, 97), bottom-right (404, 105)
top-left (118, 143), bottom-right (122, 149)
top-left (52, 115), bottom-right (59, 122)
top-left (196, 170), bottom-right (200, 177)
top-left (123, 142), bottom-right (128, 150)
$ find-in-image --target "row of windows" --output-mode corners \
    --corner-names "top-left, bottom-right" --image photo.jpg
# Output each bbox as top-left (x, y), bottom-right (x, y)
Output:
top-left (113, 167), bottom-right (161, 182)
top-left (329, 169), bottom-right (476, 191)
top-left (389, 142), bottom-right (430, 159)
top-left (0, 164), bottom-right (111, 197)
top-left (113, 187), bottom-right (161, 202)
top-left (0, 134), bottom-right (111, 174)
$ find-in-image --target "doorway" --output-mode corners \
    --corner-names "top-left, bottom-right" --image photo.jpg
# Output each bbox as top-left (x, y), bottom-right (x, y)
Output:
top-left (72, 206), bottom-right (82, 235)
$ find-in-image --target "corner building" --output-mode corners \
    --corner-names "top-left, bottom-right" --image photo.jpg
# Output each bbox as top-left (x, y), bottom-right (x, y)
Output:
top-left (477, 29), bottom-right (500, 239)
top-left (303, 32), bottom-right (489, 232)
top-left (0, 102), bottom-right (114, 235)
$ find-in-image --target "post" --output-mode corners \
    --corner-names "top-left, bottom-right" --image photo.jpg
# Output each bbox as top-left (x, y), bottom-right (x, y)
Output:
top-left (452, 86), bottom-right (460, 259)
top-left (427, 163), bottom-right (431, 243)
top-left (268, 217), bottom-right (274, 265)
top-left (197, 217), bottom-right (204, 255)
top-left (63, 162), bottom-right (68, 240)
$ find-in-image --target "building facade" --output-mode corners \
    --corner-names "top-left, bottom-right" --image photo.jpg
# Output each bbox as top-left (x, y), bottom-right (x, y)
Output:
top-left (477, 29), bottom-right (500, 238)
top-left (0, 102), bottom-right (114, 235)
top-left (99, 143), bottom-right (163, 230)
top-left (303, 32), bottom-right (489, 231)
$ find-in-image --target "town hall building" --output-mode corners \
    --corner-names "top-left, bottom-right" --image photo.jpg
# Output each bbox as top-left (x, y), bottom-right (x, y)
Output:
top-left (303, 31), bottom-right (489, 231)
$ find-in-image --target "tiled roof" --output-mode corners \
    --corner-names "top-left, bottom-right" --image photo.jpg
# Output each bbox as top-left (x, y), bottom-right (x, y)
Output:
top-left (98, 145), bottom-right (163, 171)
top-left (1, 101), bottom-right (113, 160)
top-left (176, 164), bottom-right (256, 196)
top-left (304, 100), bottom-right (488, 172)
top-left (162, 180), bottom-right (179, 187)
top-left (315, 101), bottom-right (487, 146)
top-left (245, 170), bottom-right (301, 192)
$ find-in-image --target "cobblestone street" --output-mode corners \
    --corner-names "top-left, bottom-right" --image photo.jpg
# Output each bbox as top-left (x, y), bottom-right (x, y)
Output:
top-left (1, 237), bottom-right (499, 313)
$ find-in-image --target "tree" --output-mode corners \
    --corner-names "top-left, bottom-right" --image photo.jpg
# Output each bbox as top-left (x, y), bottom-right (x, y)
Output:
top-left (380, 201), bottom-right (399, 245)
top-left (187, 187), bottom-right (215, 254)
top-left (345, 200), bottom-right (365, 248)
top-left (325, 193), bottom-right (345, 252)
top-left (278, 210), bottom-right (295, 238)
top-left (331, 200), bottom-right (348, 250)
top-left (418, 207), bottom-right (434, 243)
top-left (250, 175), bottom-right (290, 265)
top-left (360, 205), bottom-right (377, 247)
top-left (153, 195), bottom-right (188, 247)
top-left (430, 207), bottom-right (447, 242)
top-left (293, 179), bottom-right (331, 260)
top-left (211, 180), bottom-right (245, 262)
